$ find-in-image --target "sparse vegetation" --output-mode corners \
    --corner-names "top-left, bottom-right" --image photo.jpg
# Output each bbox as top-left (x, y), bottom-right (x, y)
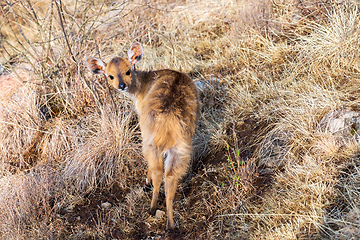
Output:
top-left (1, 0), bottom-right (360, 239)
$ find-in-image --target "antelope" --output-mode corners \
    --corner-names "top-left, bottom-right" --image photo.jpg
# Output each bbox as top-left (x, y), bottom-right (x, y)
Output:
top-left (86, 42), bottom-right (200, 231)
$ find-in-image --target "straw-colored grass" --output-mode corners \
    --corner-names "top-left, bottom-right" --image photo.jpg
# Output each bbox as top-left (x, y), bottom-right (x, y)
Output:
top-left (1, 0), bottom-right (360, 239)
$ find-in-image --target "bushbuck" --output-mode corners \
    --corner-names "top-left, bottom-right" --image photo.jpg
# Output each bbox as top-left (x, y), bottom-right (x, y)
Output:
top-left (86, 42), bottom-right (200, 231)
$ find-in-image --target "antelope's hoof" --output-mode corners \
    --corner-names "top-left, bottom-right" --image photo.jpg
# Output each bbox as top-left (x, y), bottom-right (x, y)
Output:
top-left (166, 220), bottom-right (175, 233)
top-left (149, 207), bottom-right (157, 216)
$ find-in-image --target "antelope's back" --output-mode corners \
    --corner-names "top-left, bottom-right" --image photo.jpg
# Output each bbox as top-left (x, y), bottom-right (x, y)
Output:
top-left (139, 69), bottom-right (199, 151)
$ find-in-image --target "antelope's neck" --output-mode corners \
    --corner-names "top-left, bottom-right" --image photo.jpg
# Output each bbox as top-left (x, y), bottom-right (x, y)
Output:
top-left (128, 70), bottom-right (155, 114)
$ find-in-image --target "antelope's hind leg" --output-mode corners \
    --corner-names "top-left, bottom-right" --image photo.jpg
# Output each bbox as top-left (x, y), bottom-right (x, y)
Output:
top-left (143, 144), bottom-right (163, 216)
top-left (164, 149), bottom-right (190, 231)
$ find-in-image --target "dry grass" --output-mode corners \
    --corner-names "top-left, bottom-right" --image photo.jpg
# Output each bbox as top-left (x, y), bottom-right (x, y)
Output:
top-left (1, 0), bottom-right (360, 239)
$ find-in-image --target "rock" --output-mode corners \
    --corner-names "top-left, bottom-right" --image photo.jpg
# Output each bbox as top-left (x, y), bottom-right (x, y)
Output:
top-left (101, 202), bottom-right (112, 209)
top-left (257, 126), bottom-right (291, 168)
top-left (155, 210), bottom-right (165, 219)
top-left (317, 108), bottom-right (360, 144)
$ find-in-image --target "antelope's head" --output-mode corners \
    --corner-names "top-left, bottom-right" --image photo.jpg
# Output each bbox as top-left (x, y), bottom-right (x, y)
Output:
top-left (86, 42), bottom-right (143, 91)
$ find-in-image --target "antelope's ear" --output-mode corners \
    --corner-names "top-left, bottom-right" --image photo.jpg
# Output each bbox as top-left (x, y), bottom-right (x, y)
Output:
top-left (127, 42), bottom-right (143, 66)
top-left (86, 57), bottom-right (106, 75)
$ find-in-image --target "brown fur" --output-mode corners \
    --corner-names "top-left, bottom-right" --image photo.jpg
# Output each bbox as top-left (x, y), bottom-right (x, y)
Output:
top-left (86, 42), bottom-right (200, 231)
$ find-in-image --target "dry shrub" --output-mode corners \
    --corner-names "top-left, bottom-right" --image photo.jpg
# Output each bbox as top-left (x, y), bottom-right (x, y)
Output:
top-left (62, 104), bottom-right (142, 193)
top-left (0, 69), bottom-right (42, 173)
top-left (297, 5), bottom-right (360, 85)
top-left (193, 78), bottom-right (228, 159)
top-left (0, 69), bottom-right (25, 101)
top-left (333, 157), bottom-right (360, 239)
top-left (252, 154), bottom-right (338, 239)
top-left (0, 167), bottom-right (61, 239)
top-left (203, 2), bottom-right (360, 239)
top-left (233, 0), bottom-right (272, 35)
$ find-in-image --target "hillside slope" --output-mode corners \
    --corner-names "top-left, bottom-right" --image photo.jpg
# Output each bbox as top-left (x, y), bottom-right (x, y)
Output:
top-left (1, 0), bottom-right (360, 239)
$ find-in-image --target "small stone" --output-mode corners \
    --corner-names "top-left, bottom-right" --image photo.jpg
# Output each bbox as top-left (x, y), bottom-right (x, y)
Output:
top-left (155, 210), bottom-right (166, 219)
top-left (101, 202), bottom-right (112, 209)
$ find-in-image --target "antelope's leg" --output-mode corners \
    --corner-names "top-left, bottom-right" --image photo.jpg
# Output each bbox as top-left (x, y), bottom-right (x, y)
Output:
top-left (164, 173), bottom-right (178, 230)
top-left (143, 145), bottom-right (163, 215)
top-left (164, 148), bottom-right (190, 230)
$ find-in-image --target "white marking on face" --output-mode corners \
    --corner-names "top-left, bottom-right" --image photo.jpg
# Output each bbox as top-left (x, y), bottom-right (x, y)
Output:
top-left (117, 86), bottom-right (129, 92)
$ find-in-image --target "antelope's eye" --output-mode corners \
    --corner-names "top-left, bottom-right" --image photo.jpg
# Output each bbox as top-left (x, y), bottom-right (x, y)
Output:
top-left (126, 70), bottom-right (131, 76)
top-left (109, 75), bottom-right (114, 80)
